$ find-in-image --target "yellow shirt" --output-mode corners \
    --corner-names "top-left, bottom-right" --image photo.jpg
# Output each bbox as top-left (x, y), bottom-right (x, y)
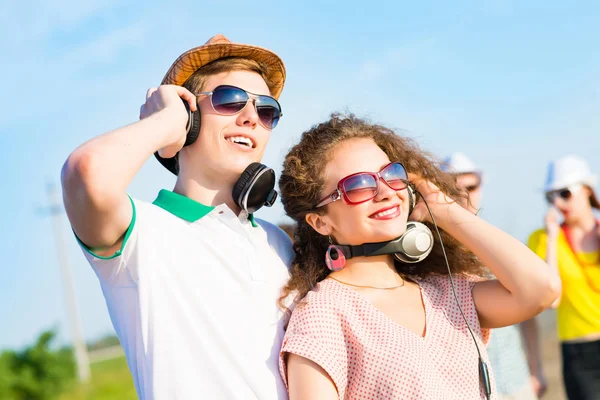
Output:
top-left (528, 229), bottom-right (600, 341)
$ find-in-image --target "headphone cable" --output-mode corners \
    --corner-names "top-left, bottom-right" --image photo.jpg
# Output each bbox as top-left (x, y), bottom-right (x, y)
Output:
top-left (418, 192), bottom-right (492, 399)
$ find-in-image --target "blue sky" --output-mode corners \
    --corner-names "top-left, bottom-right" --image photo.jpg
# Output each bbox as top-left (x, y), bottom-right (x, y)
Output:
top-left (0, 0), bottom-right (598, 349)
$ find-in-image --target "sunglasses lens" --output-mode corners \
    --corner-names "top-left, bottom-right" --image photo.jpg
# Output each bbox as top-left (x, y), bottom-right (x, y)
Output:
top-left (211, 86), bottom-right (248, 114)
top-left (211, 86), bottom-right (282, 129)
top-left (343, 174), bottom-right (378, 203)
top-left (559, 189), bottom-right (572, 200)
top-left (381, 162), bottom-right (408, 190)
top-left (545, 188), bottom-right (572, 203)
top-left (256, 97), bottom-right (281, 129)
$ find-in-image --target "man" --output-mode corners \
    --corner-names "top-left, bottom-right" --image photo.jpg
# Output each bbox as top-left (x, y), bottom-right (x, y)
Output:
top-left (443, 152), bottom-right (545, 400)
top-left (61, 34), bottom-right (293, 399)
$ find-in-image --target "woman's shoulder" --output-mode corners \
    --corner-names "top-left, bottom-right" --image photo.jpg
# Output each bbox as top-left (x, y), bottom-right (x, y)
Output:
top-left (294, 279), bottom-right (349, 313)
top-left (286, 280), bottom-right (350, 334)
top-left (528, 228), bottom-right (547, 245)
top-left (288, 279), bottom-right (373, 323)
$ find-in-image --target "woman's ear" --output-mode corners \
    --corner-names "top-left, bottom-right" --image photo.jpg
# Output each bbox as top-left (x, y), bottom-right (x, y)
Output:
top-left (305, 212), bottom-right (333, 236)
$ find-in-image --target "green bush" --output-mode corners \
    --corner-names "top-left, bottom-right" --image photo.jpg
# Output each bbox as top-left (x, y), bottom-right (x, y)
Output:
top-left (0, 330), bottom-right (76, 400)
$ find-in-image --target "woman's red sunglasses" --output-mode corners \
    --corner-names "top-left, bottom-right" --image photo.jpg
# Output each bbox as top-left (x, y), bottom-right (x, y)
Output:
top-left (316, 162), bottom-right (409, 208)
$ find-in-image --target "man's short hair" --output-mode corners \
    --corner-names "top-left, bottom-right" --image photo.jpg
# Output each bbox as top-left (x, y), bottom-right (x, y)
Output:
top-left (183, 57), bottom-right (276, 95)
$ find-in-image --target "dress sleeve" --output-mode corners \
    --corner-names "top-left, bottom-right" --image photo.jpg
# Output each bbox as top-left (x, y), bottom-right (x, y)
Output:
top-left (279, 297), bottom-right (348, 398)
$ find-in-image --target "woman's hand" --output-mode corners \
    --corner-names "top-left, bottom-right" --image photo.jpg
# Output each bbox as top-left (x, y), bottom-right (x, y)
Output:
top-left (407, 173), bottom-right (458, 226)
top-left (545, 207), bottom-right (561, 237)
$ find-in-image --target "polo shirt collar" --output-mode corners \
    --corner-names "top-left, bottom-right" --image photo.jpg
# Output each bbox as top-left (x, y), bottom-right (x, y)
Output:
top-left (153, 189), bottom-right (257, 227)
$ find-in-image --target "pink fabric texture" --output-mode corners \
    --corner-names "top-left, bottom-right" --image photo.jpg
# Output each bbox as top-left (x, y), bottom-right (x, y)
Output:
top-left (280, 275), bottom-right (496, 399)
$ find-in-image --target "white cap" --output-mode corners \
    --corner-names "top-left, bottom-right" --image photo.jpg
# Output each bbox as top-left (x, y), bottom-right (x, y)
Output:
top-left (544, 155), bottom-right (597, 192)
top-left (544, 155), bottom-right (599, 208)
top-left (441, 152), bottom-right (481, 176)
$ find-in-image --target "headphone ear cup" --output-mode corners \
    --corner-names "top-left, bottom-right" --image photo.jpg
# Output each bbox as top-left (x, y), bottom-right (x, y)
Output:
top-left (183, 100), bottom-right (201, 147)
top-left (232, 163), bottom-right (267, 211)
top-left (393, 221), bottom-right (434, 263)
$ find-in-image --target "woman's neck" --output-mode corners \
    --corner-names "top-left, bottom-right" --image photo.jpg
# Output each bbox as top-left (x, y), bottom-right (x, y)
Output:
top-left (568, 209), bottom-right (597, 233)
top-left (329, 255), bottom-right (404, 287)
top-left (566, 211), bottom-right (599, 252)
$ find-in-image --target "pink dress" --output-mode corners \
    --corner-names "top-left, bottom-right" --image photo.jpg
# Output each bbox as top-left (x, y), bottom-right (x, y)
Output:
top-left (279, 275), bottom-right (496, 399)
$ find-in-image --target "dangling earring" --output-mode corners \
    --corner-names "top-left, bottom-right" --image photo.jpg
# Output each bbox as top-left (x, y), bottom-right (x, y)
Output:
top-left (325, 236), bottom-right (346, 271)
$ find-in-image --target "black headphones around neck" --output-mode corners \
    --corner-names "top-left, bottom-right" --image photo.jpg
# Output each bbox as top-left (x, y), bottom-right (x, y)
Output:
top-left (233, 162), bottom-right (278, 214)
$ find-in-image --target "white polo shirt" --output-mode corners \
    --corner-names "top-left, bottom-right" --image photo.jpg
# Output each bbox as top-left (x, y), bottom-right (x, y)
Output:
top-left (78, 190), bottom-right (294, 399)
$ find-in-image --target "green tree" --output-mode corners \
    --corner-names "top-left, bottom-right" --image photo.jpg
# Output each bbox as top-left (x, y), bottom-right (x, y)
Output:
top-left (0, 352), bottom-right (18, 400)
top-left (0, 329), bottom-right (76, 399)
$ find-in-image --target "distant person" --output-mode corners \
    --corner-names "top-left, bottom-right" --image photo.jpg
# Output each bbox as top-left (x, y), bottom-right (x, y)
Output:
top-left (278, 223), bottom-right (296, 241)
top-left (528, 155), bottom-right (600, 400)
top-left (443, 153), bottom-right (543, 400)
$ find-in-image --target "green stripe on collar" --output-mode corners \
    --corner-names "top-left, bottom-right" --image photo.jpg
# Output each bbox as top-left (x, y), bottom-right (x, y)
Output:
top-left (153, 190), bottom-right (258, 227)
top-left (249, 213), bottom-right (258, 228)
top-left (153, 190), bottom-right (214, 222)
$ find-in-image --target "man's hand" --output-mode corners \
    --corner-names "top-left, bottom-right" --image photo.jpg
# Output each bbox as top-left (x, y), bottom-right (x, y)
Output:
top-left (140, 85), bottom-right (198, 159)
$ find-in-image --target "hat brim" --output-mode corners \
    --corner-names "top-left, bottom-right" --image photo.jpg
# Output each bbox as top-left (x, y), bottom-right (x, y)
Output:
top-left (161, 42), bottom-right (286, 99)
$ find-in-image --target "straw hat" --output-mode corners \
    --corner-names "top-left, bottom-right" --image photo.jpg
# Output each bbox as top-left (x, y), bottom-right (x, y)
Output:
top-left (161, 34), bottom-right (285, 99)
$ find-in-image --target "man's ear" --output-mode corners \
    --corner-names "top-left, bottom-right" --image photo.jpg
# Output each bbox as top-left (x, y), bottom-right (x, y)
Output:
top-left (305, 212), bottom-right (333, 236)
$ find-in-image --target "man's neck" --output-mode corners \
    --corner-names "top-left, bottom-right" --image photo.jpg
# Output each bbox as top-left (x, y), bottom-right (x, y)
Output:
top-left (173, 172), bottom-right (241, 215)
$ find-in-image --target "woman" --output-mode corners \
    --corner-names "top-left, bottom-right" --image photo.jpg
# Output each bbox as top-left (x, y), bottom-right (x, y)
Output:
top-left (528, 155), bottom-right (600, 400)
top-left (278, 114), bottom-right (560, 400)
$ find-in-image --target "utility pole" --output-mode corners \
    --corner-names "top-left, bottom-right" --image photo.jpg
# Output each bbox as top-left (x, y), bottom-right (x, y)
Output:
top-left (42, 181), bottom-right (90, 382)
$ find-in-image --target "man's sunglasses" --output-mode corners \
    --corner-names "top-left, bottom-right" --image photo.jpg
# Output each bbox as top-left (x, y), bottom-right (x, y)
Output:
top-left (316, 162), bottom-right (409, 208)
top-left (196, 85), bottom-right (282, 130)
top-left (545, 184), bottom-right (582, 204)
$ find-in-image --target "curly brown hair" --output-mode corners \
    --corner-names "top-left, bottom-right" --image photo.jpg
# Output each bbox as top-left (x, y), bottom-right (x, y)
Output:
top-left (278, 114), bottom-right (487, 309)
